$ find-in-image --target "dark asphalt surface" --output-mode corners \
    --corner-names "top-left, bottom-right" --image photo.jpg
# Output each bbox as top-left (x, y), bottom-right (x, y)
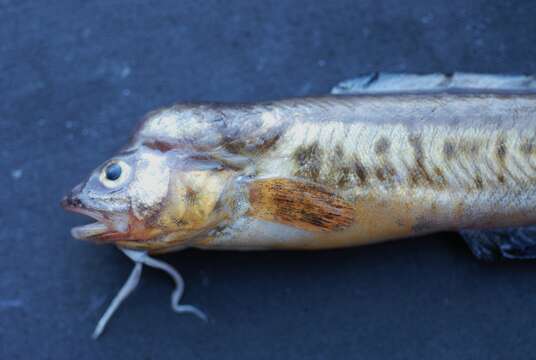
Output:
top-left (2, 1), bottom-right (536, 359)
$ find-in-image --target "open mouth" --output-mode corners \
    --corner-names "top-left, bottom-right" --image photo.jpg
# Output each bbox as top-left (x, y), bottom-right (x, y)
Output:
top-left (70, 213), bottom-right (111, 240)
top-left (61, 200), bottom-right (128, 241)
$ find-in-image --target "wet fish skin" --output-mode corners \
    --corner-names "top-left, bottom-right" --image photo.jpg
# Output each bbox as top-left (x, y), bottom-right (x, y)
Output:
top-left (61, 73), bottom-right (536, 254)
top-left (192, 92), bottom-right (536, 250)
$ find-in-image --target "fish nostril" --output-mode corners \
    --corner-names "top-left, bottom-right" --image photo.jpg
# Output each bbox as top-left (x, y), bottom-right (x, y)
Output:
top-left (71, 197), bottom-right (82, 207)
top-left (60, 193), bottom-right (82, 208)
top-left (60, 183), bottom-right (85, 209)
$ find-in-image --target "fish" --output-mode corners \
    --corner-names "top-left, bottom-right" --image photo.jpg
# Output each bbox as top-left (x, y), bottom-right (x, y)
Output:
top-left (61, 72), bottom-right (536, 338)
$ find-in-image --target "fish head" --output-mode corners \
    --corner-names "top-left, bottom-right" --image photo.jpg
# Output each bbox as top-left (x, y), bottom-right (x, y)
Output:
top-left (61, 146), bottom-right (234, 252)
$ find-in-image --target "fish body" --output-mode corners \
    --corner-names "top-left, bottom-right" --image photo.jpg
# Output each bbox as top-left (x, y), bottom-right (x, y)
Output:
top-left (192, 92), bottom-right (536, 251)
top-left (62, 73), bottom-right (536, 256)
top-left (61, 73), bottom-right (536, 337)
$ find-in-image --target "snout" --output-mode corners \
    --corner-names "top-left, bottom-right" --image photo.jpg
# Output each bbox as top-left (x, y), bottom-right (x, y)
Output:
top-left (60, 183), bottom-right (84, 210)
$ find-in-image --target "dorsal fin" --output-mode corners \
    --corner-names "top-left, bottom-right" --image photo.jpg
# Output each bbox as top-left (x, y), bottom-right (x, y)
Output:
top-left (331, 73), bottom-right (536, 94)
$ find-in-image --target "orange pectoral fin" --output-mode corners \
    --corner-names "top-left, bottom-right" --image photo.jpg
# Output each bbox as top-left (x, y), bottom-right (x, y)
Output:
top-left (247, 178), bottom-right (355, 232)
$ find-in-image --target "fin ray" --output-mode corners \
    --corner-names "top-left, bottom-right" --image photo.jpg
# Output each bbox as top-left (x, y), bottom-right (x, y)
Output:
top-left (332, 73), bottom-right (536, 94)
top-left (460, 226), bottom-right (536, 261)
top-left (247, 178), bottom-right (355, 232)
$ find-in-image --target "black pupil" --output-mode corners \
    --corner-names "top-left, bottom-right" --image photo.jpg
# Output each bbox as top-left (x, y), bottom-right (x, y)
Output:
top-left (105, 163), bottom-right (122, 181)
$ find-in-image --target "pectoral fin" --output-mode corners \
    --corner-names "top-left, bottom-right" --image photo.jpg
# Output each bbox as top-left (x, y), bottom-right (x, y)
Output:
top-left (247, 178), bottom-right (355, 232)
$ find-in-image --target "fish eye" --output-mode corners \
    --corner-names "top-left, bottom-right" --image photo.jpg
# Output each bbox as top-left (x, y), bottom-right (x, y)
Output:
top-left (99, 160), bottom-right (131, 188)
top-left (105, 163), bottom-right (122, 180)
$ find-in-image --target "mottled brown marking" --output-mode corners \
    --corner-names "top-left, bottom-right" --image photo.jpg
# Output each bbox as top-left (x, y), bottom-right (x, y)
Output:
top-left (374, 137), bottom-right (390, 154)
top-left (409, 135), bottom-right (424, 159)
top-left (222, 138), bottom-right (248, 154)
top-left (474, 174), bottom-right (484, 189)
top-left (375, 165), bottom-right (396, 183)
top-left (495, 136), bottom-right (508, 168)
top-left (353, 157), bottom-right (368, 186)
top-left (386, 165), bottom-right (397, 179)
top-left (222, 132), bottom-right (281, 155)
top-left (373, 137), bottom-right (397, 184)
top-left (184, 187), bottom-right (199, 206)
top-left (337, 166), bottom-right (352, 187)
top-left (520, 140), bottom-right (535, 155)
top-left (460, 141), bottom-right (480, 155)
top-left (496, 139), bottom-right (507, 163)
top-left (443, 141), bottom-right (455, 160)
top-left (326, 144), bottom-right (352, 188)
top-left (497, 174), bottom-right (506, 184)
top-left (293, 142), bottom-right (323, 181)
top-left (334, 144), bottom-right (345, 159)
top-left (248, 178), bottom-right (355, 232)
top-left (256, 133), bottom-right (281, 153)
top-left (375, 167), bottom-right (386, 182)
top-left (409, 135), bottom-right (434, 186)
top-left (144, 140), bottom-right (176, 152)
top-left (433, 166), bottom-right (447, 186)
top-left (433, 167), bottom-right (443, 178)
top-left (173, 218), bottom-right (188, 227)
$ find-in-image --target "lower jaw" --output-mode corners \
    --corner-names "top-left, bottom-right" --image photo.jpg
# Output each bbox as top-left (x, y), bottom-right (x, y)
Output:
top-left (115, 239), bottom-right (185, 254)
top-left (71, 222), bottom-right (110, 240)
top-left (116, 229), bottom-right (213, 253)
top-left (70, 215), bottom-right (131, 242)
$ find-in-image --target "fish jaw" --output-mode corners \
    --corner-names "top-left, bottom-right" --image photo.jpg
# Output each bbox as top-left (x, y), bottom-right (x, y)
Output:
top-left (71, 219), bottom-right (109, 240)
top-left (60, 194), bottom-right (130, 242)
